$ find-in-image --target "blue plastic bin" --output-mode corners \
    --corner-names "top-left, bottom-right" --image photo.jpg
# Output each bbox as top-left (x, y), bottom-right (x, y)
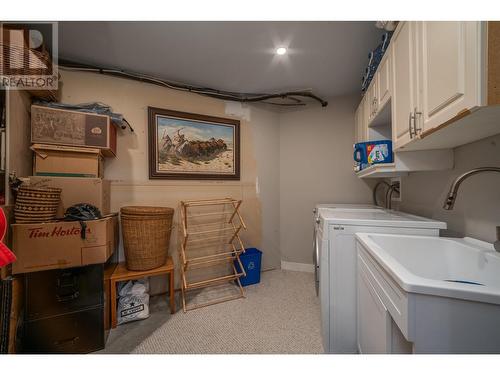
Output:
top-left (235, 248), bottom-right (262, 286)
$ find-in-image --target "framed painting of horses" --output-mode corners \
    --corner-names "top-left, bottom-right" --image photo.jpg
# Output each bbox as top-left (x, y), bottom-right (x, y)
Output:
top-left (148, 107), bottom-right (240, 180)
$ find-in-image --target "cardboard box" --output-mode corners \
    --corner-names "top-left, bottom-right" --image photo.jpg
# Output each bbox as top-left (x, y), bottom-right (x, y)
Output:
top-left (11, 216), bottom-right (118, 274)
top-left (32, 143), bottom-right (104, 178)
top-left (31, 105), bottom-right (117, 157)
top-left (29, 176), bottom-right (111, 216)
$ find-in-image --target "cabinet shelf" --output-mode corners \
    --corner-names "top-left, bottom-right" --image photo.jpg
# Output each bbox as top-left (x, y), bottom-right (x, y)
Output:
top-left (356, 149), bottom-right (454, 179)
top-left (368, 100), bottom-right (391, 129)
top-left (356, 163), bottom-right (408, 179)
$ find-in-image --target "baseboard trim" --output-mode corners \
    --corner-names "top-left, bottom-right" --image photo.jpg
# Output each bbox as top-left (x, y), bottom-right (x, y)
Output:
top-left (280, 261), bottom-right (314, 273)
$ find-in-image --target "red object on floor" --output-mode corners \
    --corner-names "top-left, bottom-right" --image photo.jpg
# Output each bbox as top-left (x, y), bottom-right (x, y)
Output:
top-left (0, 207), bottom-right (16, 267)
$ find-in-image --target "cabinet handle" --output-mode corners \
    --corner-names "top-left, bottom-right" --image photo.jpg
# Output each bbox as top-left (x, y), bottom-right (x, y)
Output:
top-left (54, 336), bottom-right (79, 346)
top-left (56, 291), bottom-right (80, 302)
top-left (408, 112), bottom-right (414, 138)
top-left (413, 107), bottom-right (422, 136)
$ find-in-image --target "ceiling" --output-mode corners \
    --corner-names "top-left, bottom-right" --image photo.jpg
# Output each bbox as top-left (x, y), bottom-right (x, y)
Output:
top-left (58, 22), bottom-right (384, 100)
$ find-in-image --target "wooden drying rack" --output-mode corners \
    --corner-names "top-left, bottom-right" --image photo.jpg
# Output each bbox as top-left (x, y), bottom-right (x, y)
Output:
top-left (179, 198), bottom-right (247, 312)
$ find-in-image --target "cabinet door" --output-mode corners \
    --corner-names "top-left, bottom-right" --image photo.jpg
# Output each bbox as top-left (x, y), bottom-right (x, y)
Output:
top-left (367, 79), bottom-right (378, 123)
top-left (377, 51), bottom-right (392, 110)
top-left (391, 22), bottom-right (419, 150)
top-left (366, 82), bottom-right (373, 123)
top-left (359, 97), bottom-right (368, 142)
top-left (357, 257), bottom-right (391, 354)
top-left (361, 95), bottom-right (370, 141)
top-left (330, 230), bottom-right (359, 353)
top-left (354, 102), bottom-right (362, 143)
top-left (418, 21), bottom-right (481, 133)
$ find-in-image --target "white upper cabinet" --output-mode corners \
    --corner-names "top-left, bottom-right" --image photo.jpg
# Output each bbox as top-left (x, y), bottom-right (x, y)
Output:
top-left (354, 21), bottom-right (499, 162)
top-left (394, 21), bottom-right (500, 151)
top-left (417, 21), bottom-right (481, 135)
top-left (376, 52), bottom-right (392, 111)
top-left (368, 78), bottom-right (378, 123)
top-left (360, 95), bottom-right (369, 142)
top-left (391, 21), bottom-right (419, 150)
top-left (362, 94), bottom-right (371, 140)
top-left (355, 95), bottom-right (370, 144)
top-left (354, 99), bottom-right (363, 143)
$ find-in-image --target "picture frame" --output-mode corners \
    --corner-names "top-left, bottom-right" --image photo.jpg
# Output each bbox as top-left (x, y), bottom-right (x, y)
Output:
top-left (148, 107), bottom-right (240, 180)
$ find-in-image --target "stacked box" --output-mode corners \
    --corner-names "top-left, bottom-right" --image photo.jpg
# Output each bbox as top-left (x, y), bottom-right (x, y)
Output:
top-left (11, 216), bottom-right (119, 274)
top-left (28, 104), bottom-right (116, 219)
top-left (9, 104), bottom-right (120, 353)
top-left (31, 105), bottom-right (117, 157)
top-left (28, 176), bottom-right (110, 216)
top-left (31, 144), bottom-right (104, 178)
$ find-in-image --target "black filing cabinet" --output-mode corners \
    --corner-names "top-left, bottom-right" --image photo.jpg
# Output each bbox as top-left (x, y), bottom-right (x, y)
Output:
top-left (23, 264), bottom-right (105, 353)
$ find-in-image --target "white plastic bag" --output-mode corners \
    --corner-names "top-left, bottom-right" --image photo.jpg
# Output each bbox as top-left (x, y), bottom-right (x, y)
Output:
top-left (117, 278), bottom-right (150, 325)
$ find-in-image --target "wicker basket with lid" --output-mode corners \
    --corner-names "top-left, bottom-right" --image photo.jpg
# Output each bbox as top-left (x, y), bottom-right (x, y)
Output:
top-left (120, 206), bottom-right (174, 271)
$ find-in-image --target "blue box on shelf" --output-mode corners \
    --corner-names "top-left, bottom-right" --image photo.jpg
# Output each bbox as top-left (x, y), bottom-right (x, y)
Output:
top-left (235, 248), bottom-right (262, 287)
top-left (354, 140), bottom-right (393, 170)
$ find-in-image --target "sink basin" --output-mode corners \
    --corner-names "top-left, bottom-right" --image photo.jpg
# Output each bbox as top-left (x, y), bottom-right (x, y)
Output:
top-left (356, 232), bottom-right (500, 353)
top-left (355, 233), bottom-right (500, 305)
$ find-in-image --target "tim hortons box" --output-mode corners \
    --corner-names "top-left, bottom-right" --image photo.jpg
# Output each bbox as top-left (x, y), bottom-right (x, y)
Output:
top-left (11, 216), bottom-right (118, 274)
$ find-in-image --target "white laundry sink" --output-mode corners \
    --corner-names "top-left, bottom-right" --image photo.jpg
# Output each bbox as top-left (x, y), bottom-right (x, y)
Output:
top-left (355, 233), bottom-right (500, 353)
top-left (356, 233), bottom-right (500, 304)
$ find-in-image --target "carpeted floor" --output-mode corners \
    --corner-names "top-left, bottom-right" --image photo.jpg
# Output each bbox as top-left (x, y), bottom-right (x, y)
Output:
top-left (100, 270), bottom-right (323, 354)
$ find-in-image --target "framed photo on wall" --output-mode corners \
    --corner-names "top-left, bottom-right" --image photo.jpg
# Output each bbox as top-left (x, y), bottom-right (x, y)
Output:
top-left (148, 107), bottom-right (240, 180)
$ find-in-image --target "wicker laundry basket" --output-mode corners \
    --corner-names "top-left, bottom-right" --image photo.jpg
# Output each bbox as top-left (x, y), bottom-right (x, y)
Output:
top-left (14, 185), bottom-right (62, 223)
top-left (120, 206), bottom-right (174, 271)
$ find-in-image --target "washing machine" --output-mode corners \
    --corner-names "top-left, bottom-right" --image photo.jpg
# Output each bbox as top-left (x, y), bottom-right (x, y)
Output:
top-left (314, 207), bottom-right (446, 353)
top-left (312, 203), bottom-right (381, 295)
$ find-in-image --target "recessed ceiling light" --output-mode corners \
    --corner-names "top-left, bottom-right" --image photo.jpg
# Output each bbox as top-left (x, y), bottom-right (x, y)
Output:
top-left (276, 47), bottom-right (287, 55)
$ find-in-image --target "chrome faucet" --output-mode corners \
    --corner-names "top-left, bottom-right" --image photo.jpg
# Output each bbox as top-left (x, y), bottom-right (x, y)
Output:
top-left (442, 167), bottom-right (500, 252)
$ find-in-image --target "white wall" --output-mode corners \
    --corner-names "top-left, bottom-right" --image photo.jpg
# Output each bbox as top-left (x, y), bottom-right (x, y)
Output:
top-left (279, 95), bottom-right (373, 264)
top-left (398, 134), bottom-right (500, 243)
top-left (59, 70), bottom-right (281, 294)
top-left (249, 107), bottom-right (281, 269)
